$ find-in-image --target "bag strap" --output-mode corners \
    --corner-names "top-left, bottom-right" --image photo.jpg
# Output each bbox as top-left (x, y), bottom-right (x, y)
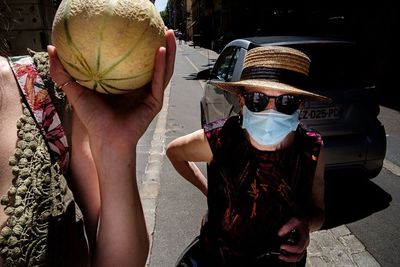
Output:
top-left (8, 55), bottom-right (70, 172)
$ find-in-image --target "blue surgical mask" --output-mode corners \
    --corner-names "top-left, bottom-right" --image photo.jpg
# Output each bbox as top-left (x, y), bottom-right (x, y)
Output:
top-left (242, 106), bottom-right (300, 146)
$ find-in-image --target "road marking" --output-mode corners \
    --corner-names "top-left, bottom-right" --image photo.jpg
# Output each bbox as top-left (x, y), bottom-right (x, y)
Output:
top-left (383, 159), bottom-right (400, 176)
top-left (185, 55), bottom-right (199, 72)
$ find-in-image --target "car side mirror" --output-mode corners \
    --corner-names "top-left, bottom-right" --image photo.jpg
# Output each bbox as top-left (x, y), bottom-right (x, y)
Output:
top-left (197, 68), bottom-right (212, 80)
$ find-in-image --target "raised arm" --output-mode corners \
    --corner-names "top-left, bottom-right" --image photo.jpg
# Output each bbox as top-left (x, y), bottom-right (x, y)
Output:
top-left (166, 129), bottom-right (213, 196)
top-left (48, 29), bottom-right (176, 266)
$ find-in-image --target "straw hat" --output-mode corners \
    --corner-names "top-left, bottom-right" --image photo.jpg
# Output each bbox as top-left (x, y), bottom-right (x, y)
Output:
top-left (212, 46), bottom-right (330, 101)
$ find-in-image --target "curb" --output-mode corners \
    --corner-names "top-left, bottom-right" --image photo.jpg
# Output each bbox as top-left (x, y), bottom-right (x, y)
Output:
top-left (140, 84), bottom-right (170, 266)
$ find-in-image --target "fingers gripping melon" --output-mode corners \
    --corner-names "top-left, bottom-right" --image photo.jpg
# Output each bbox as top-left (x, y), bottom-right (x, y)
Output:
top-left (52, 0), bottom-right (166, 94)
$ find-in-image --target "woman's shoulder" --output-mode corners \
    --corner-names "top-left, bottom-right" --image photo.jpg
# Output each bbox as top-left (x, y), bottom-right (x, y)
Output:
top-left (203, 116), bottom-right (243, 152)
top-left (0, 55), bottom-right (8, 64)
top-left (0, 55), bottom-right (11, 78)
top-left (203, 116), bottom-right (240, 137)
top-left (203, 117), bottom-right (229, 133)
top-left (298, 123), bottom-right (322, 141)
top-left (0, 56), bottom-right (18, 97)
top-left (296, 123), bottom-right (324, 153)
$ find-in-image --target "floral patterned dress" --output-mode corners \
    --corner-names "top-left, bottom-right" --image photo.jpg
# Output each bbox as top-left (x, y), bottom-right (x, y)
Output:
top-left (199, 116), bottom-right (323, 267)
top-left (0, 52), bottom-right (88, 267)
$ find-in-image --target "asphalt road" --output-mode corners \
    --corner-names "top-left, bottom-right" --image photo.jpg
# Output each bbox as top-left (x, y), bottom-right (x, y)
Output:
top-left (143, 42), bottom-right (400, 266)
top-left (346, 106), bottom-right (400, 267)
top-left (148, 43), bottom-right (210, 267)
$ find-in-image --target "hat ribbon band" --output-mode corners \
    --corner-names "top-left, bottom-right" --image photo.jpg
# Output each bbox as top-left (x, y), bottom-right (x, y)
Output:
top-left (241, 66), bottom-right (310, 89)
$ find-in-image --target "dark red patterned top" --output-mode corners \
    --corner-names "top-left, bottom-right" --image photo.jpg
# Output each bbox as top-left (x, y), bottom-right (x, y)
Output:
top-left (200, 116), bottom-right (323, 266)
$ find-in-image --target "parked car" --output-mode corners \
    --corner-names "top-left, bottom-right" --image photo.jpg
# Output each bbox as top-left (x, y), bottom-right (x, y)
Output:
top-left (199, 36), bottom-right (386, 179)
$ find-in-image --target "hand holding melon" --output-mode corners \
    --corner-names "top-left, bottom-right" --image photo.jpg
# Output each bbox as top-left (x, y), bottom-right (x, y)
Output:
top-left (52, 0), bottom-right (166, 94)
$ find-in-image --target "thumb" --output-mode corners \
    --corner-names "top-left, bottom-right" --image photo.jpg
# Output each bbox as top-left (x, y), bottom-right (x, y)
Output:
top-left (47, 45), bottom-right (72, 85)
top-left (47, 45), bottom-right (57, 64)
top-left (278, 217), bottom-right (299, 237)
top-left (47, 45), bottom-right (60, 74)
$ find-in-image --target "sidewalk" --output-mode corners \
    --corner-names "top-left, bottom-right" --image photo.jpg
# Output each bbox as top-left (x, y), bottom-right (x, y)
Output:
top-left (140, 42), bottom-right (381, 267)
top-left (306, 226), bottom-right (380, 266)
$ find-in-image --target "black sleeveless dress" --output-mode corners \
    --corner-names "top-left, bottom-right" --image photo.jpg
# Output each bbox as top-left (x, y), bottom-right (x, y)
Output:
top-left (200, 115), bottom-right (323, 266)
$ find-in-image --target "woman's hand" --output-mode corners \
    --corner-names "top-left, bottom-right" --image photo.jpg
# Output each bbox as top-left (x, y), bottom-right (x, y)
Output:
top-left (277, 217), bottom-right (310, 262)
top-left (48, 29), bottom-right (176, 150)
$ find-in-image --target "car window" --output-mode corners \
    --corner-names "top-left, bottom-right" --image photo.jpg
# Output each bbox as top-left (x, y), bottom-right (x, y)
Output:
top-left (212, 46), bottom-right (239, 81)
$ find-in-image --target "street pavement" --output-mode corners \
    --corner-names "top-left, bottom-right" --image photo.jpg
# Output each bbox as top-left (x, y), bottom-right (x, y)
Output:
top-left (138, 41), bottom-right (390, 266)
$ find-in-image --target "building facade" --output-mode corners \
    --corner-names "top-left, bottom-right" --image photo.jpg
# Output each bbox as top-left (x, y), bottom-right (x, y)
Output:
top-left (169, 0), bottom-right (395, 55)
top-left (1, 0), bottom-right (58, 55)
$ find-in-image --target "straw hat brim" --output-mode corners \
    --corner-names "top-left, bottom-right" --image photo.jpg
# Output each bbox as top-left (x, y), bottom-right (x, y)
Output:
top-left (212, 79), bottom-right (331, 102)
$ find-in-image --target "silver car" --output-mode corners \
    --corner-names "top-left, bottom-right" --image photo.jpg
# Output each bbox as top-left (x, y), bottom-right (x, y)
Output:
top-left (199, 36), bottom-right (386, 179)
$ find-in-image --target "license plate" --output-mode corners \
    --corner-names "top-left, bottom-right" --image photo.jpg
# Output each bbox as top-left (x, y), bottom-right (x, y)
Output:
top-left (299, 106), bottom-right (344, 120)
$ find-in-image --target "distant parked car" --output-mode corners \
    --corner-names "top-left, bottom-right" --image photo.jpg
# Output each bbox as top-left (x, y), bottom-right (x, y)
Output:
top-left (199, 36), bottom-right (386, 179)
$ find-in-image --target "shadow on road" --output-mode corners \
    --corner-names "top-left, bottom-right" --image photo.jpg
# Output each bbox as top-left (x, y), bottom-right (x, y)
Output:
top-left (322, 172), bottom-right (392, 230)
top-left (184, 68), bottom-right (214, 81)
top-left (184, 72), bottom-right (200, 80)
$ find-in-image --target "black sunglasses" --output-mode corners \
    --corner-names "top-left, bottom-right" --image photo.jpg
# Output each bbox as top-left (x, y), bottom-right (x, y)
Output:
top-left (242, 91), bottom-right (302, 115)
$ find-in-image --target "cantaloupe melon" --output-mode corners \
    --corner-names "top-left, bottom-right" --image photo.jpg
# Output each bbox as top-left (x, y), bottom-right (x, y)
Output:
top-left (52, 0), bottom-right (166, 94)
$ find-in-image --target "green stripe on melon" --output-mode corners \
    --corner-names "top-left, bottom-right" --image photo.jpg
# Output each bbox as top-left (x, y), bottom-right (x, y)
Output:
top-left (52, 0), bottom-right (166, 94)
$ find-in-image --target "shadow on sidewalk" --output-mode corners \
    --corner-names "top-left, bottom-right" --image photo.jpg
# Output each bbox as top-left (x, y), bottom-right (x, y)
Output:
top-left (322, 171), bottom-right (392, 230)
top-left (184, 67), bottom-right (215, 81)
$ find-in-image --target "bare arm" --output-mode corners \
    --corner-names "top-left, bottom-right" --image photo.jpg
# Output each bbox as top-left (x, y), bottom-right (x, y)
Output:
top-left (49, 29), bottom-right (176, 266)
top-left (69, 114), bottom-right (100, 250)
top-left (166, 130), bottom-right (213, 196)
